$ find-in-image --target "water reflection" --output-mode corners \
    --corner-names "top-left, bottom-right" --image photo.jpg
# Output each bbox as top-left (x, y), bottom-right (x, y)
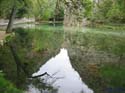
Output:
top-left (27, 84), bottom-right (41, 93)
top-left (32, 48), bottom-right (93, 93)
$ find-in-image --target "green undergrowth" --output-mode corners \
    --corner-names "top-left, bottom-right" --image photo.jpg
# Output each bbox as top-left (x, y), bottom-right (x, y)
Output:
top-left (0, 73), bottom-right (22, 93)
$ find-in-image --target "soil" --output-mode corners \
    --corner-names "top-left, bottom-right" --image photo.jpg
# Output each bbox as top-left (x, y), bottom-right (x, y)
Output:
top-left (0, 31), bottom-right (6, 40)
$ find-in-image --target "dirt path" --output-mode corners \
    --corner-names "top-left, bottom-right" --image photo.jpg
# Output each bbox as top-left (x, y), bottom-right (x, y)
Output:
top-left (0, 18), bottom-right (35, 26)
top-left (0, 31), bottom-right (6, 40)
top-left (0, 31), bottom-right (10, 41)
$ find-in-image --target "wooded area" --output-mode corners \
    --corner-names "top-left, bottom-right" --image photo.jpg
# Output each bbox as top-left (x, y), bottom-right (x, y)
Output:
top-left (0, 0), bottom-right (125, 32)
top-left (0, 0), bottom-right (125, 93)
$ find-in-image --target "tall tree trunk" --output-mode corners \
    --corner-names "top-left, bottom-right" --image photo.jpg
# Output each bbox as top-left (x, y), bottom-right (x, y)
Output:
top-left (6, 4), bottom-right (17, 33)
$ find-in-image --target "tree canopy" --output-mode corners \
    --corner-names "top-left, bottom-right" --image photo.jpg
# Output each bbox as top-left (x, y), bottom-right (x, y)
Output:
top-left (0, 0), bottom-right (124, 25)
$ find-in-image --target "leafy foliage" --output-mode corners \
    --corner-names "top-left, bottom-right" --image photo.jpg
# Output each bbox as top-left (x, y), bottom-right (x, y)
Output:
top-left (93, 0), bottom-right (125, 23)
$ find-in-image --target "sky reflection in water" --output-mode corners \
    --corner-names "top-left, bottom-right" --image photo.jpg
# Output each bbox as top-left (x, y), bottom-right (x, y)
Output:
top-left (32, 48), bottom-right (93, 93)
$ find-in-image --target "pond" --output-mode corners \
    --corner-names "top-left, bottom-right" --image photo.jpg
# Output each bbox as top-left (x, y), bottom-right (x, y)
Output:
top-left (14, 23), bottom-right (124, 93)
top-left (1, 23), bottom-right (124, 93)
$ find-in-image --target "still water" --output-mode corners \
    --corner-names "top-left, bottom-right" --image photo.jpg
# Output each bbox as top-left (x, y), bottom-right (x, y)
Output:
top-left (28, 48), bottom-right (93, 93)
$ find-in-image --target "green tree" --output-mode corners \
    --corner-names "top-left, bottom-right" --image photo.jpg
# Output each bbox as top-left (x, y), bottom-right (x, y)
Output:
top-left (6, 0), bottom-right (30, 33)
top-left (28, 0), bottom-right (57, 20)
top-left (92, 0), bottom-right (125, 23)
top-left (107, 0), bottom-right (125, 22)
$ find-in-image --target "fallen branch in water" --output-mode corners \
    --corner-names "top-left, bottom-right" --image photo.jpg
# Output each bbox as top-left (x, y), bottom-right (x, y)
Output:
top-left (29, 71), bottom-right (65, 85)
top-left (31, 72), bottom-right (52, 78)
